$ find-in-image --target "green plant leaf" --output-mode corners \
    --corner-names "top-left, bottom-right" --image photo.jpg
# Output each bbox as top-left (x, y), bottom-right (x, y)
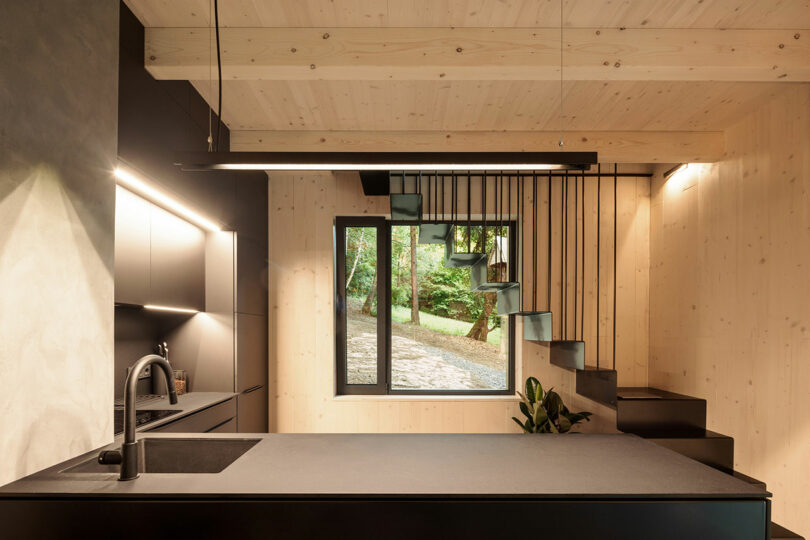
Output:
top-left (519, 401), bottom-right (532, 420)
top-left (558, 415), bottom-right (572, 433)
top-left (547, 420), bottom-right (558, 434)
top-left (524, 418), bottom-right (535, 434)
top-left (525, 377), bottom-right (539, 404)
top-left (512, 417), bottom-right (530, 433)
top-left (533, 405), bottom-right (548, 426)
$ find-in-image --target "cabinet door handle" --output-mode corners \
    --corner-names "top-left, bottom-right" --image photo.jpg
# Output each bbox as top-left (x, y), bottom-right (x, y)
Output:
top-left (243, 385), bottom-right (262, 394)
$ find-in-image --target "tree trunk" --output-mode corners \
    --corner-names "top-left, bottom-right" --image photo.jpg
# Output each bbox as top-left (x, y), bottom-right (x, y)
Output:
top-left (467, 294), bottom-right (496, 341)
top-left (361, 268), bottom-right (377, 315)
top-left (345, 228), bottom-right (365, 290)
top-left (409, 226), bottom-right (420, 325)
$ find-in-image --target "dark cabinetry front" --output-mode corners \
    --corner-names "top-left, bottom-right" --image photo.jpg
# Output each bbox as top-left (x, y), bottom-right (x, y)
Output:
top-left (148, 398), bottom-right (236, 433)
top-left (114, 189), bottom-right (205, 310)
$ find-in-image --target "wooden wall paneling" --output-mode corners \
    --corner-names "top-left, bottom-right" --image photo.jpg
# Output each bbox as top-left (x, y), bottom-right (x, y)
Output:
top-left (649, 85), bottom-right (810, 536)
top-left (268, 168), bottom-right (649, 435)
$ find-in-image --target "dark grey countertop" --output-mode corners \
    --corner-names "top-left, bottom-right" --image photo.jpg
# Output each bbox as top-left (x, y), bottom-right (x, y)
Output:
top-left (124, 392), bottom-right (236, 435)
top-left (0, 433), bottom-right (769, 500)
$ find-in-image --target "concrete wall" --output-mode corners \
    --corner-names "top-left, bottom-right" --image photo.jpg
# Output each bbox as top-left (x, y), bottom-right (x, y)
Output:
top-left (649, 85), bottom-right (810, 536)
top-left (0, 1), bottom-right (119, 486)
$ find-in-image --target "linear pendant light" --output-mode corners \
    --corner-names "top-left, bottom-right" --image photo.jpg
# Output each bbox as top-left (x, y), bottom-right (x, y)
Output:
top-left (174, 151), bottom-right (597, 172)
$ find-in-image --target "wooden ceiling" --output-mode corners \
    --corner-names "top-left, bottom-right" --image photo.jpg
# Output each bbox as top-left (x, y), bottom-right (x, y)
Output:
top-left (124, 0), bottom-right (810, 162)
top-left (125, 0), bottom-right (810, 29)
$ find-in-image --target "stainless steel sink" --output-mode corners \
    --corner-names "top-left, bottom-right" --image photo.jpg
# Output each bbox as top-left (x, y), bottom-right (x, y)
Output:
top-left (62, 438), bottom-right (260, 474)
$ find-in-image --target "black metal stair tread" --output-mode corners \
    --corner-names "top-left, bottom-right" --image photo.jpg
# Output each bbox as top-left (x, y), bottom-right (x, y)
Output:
top-left (418, 223), bottom-right (452, 244)
top-left (628, 428), bottom-right (731, 440)
top-left (729, 470), bottom-right (766, 491)
top-left (771, 522), bottom-right (805, 539)
top-left (549, 340), bottom-right (585, 370)
top-left (616, 387), bottom-right (706, 402)
top-left (575, 366), bottom-right (618, 408)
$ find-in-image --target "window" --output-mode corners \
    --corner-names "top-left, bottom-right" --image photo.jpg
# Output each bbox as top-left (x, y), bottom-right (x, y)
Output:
top-left (335, 217), bottom-right (515, 395)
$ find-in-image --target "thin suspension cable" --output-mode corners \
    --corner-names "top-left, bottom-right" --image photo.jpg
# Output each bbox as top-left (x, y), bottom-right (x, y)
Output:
top-left (207, 0), bottom-right (213, 151)
top-left (613, 163), bottom-right (618, 370)
top-left (558, 0), bottom-right (564, 148)
top-left (214, 0), bottom-right (222, 151)
top-left (596, 163), bottom-right (601, 369)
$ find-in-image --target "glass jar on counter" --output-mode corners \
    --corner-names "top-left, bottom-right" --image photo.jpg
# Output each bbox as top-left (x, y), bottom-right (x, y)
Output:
top-left (173, 369), bottom-right (188, 395)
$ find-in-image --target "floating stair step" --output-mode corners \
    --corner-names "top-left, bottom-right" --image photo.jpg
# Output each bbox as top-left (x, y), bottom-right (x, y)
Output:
top-left (390, 193), bottom-right (422, 221)
top-left (444, 226), bottom-right (485, 268)
top-left (470, 258), bottom-right (518, 292)
top-left (576, 366), bottom-right (618, 407)
top-left (616, 387), bottom-right (707, 433)
top-left (771, 523), bottom-right (804, 540)
top-left (549, 340), bottom-right (585, 370)
top-left (631, 429), bottom-right (734, 473)
top-left (418, 223), bottom-right (452, 244)
top-left (496, 284), bottom-right (521, 315)
top-left (730, 470), bottom-right (767, 491)
top-left (520, 311), bottom-right (553, 341)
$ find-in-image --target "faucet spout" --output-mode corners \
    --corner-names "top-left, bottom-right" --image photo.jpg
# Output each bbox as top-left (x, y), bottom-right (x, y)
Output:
top-left (112, 354), bottom-right (178, 481)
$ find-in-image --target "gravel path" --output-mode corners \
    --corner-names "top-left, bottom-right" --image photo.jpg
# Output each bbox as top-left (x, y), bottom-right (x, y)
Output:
top-left (347, 310), bottom-right (507, 390)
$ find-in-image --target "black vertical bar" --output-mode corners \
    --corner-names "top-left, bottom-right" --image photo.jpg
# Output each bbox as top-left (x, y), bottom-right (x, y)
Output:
top-left (581, 173), bottom-right (585, 342)
top-left (427, 174), bottom-right (432, 221)
top-left (613, 163), bottom-right (618, 370)
top-left (560, 173), bottom-right (565, 340)
top-left (482, 173), bottom-right (487, 252)
top-left (597, 163), bottom-right (601, 369)
top-left (574, 170), bottom-right (578, 340)
top-left (441, 175), bottom-right (445, 221)
top-left (401, 172), bottom-right (405, 194)
top-left (547, 172), bottom-right (551, 312)
top-left (508, 174), bottom-right (512, 275)
top-left (467, 173), bottom-right (472, 253)
top-left (532, 173), bottom-right (538, 311)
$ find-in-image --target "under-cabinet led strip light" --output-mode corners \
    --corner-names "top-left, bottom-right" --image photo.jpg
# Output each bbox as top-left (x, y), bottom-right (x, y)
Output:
top-left (143, 304), bottom-right (200, 314)
top-left (113, 167), bottom-right (222, 232)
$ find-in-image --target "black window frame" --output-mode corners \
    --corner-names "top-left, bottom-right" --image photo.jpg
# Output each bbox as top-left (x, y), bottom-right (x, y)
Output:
top-left (335, 217), bottom-right (516, 396)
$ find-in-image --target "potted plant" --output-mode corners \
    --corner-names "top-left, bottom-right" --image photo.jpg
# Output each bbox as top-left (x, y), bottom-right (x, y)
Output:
top-left (512, 376), bottom-right (592, 433)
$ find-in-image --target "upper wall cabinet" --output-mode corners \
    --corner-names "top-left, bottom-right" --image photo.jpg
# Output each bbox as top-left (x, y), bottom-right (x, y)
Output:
top-left (115, 186), bottom-right (205, 310)
top-left (115, 187), bottom-right (150, 306)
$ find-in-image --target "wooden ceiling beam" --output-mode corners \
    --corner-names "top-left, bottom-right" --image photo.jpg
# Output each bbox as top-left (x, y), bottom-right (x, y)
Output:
top-left (230, 130), bottom-right (724, 163)
top-left (145, 27), bottom-right (810, 82)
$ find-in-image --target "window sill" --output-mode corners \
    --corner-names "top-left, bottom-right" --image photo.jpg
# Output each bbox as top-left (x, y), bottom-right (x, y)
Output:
top-left (333, 394), bottom-right (521, 402)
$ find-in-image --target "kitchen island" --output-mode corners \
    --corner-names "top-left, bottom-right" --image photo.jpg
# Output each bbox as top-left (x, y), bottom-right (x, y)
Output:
top-left (0, 433), bottom-right (770, 539)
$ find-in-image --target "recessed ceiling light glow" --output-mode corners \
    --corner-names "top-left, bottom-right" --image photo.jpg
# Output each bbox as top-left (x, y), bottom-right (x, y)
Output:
top-left (113, 167), bottom-right (221, 232)
top-left (143, 304), bottom-right (200, 314)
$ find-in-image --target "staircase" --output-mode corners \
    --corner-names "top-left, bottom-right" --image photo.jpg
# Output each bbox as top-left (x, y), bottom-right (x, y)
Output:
top-left (394, 175), bottom-right (802, 540)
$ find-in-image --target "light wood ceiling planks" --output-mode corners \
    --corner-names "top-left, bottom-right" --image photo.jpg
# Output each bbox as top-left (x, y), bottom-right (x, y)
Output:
top-left (124, 0), bottom-right (810, 162)
top-left (190, 79), bottom-right (788, 132)
top-left (125, 0), bottom-right (810, 29)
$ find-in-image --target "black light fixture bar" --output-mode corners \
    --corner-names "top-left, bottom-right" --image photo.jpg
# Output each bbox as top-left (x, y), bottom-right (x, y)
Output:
top-left (175, 151), bottom-right (597, 172)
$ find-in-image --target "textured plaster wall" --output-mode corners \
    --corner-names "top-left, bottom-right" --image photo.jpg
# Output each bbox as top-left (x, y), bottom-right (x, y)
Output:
top-left (0, 1), bottom-right (119, 485)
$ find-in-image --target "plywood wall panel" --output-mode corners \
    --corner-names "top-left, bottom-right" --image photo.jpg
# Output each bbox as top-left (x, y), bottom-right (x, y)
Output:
top-left (649, 85), bottom-right (810, 536)
top-left (268, 168), bottom-right (649, 435)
